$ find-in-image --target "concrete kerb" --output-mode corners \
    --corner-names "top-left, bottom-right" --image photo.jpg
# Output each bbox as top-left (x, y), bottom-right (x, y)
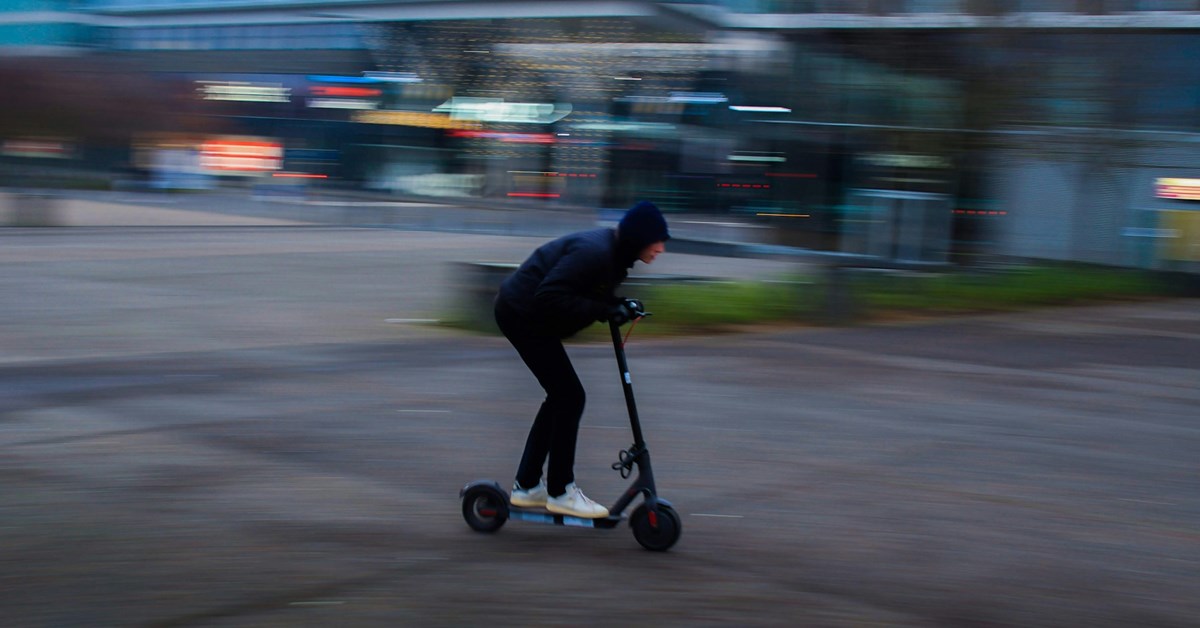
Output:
top-left (1, 191), bottom-right (64, 227)
top-left (451, 262), bottom-right (516, 333)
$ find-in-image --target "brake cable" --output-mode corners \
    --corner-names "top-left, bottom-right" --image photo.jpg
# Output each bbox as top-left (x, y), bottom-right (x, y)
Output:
top-left (621, 315), bottom-right (643, 348)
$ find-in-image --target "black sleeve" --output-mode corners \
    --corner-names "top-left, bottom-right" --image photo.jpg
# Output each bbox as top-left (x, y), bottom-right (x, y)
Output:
top-left (532, 242), bottom-right (611, 322)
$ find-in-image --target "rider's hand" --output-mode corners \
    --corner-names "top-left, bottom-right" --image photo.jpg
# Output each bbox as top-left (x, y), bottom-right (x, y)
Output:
top-left (608, 298), bottom-right (644, 325)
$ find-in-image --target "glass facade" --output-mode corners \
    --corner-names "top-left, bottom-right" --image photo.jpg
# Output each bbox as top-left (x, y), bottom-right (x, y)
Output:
top-left (77, 0), bottom-right (1200, 15)
top-left (86, 0), bottom-right (374, 9)
top-left (671, 0), bottom-right (1200, 12)
top-left (0, 2), bottom-right (94, 48)
top-left (6, 0), bottom-right (1200, 266)
top-left (0, 23), bottom-right (89, 47)
top-left (104, 22), bottom-right (366, 50)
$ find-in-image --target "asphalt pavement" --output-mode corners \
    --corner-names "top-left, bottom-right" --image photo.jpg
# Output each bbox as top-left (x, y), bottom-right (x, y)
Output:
top-left (1, 195), bottom-right (1198, 627)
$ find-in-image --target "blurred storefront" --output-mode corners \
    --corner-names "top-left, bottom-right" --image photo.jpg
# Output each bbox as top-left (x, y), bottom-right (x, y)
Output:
top-left (3, 1), bottom-right (1200, 270)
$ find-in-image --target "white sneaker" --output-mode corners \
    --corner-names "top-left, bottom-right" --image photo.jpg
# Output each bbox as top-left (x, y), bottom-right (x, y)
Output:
top-left (510, 480), bottom-right (548, 508)
top-left (546, 483), bottom-right (610, 519)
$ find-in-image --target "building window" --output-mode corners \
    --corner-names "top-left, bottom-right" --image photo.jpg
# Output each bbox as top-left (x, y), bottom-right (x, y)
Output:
top-left (1012, 0), bottom-right (1075, 10)
top-left (904, 0), bottom-right (964, 11)
top-left (1129, 0), bottom-right (1197, 10)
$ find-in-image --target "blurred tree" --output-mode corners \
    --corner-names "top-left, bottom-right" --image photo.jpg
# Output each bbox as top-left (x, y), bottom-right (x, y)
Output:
top-left (0, 55), bottom-right (219, 146)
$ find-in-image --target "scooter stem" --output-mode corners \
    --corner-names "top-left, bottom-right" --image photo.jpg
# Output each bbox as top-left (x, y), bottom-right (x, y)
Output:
top-left (609, 319), bottom-right (646, 448)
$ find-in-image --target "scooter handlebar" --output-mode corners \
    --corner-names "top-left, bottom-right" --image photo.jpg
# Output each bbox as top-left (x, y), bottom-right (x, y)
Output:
top-left (610, 298), bottom-right (649, 325)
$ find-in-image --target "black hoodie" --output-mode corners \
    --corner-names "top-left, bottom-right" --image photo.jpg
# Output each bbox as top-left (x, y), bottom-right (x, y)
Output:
top-left (496, 202), bottom-right (670, 339)
top-left (496, 228), bottom-right (626, 338)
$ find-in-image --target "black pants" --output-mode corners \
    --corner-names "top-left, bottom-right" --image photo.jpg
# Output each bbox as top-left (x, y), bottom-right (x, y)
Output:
top-left (495, 300), bottom-right (585, 497)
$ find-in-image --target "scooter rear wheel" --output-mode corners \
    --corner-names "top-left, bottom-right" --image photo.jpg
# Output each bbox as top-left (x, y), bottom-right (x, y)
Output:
top-left (462, 484), bottom-right (509, 533)
top-left (630, 503), bottom-right (681, 551)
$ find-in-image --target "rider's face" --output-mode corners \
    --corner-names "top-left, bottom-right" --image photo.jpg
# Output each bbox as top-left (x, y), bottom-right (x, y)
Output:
top-left (639, 241), bottom-right (665, 264)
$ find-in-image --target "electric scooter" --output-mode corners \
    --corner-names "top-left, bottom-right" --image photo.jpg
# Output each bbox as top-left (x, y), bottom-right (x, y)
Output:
top-left (460, 304), bottom-right (682, 551)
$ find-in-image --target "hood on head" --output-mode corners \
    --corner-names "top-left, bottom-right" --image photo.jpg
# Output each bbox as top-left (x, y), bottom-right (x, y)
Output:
top-left (617, 201), bottom-right (670, 255)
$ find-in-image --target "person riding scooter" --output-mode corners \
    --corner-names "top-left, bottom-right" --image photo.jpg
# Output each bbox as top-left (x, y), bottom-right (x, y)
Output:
top-left (493, 201), bottom-right (669, 518)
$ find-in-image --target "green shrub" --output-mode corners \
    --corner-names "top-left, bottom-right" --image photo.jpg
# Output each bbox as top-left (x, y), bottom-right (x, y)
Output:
top-left (453, 263), bottom-right (1171, 336)
top-left (853, 264), bottom-right (1164, 317)
top-left (625, 280), bottom-right (811, 333)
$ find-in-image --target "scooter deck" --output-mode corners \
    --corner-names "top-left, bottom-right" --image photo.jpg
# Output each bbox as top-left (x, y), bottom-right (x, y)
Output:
top-left (508, 505), bottom-right (625, 529)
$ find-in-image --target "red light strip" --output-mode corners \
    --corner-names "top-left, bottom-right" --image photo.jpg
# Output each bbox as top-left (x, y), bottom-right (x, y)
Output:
top-left (201, 141), bottom-right (281, 149)
top-left (1157, 187), bottom-right (1200, 200)
top-left (450, 130), bottom-right (555, 143)
top-left (310, 86), bottom-right (382, 97)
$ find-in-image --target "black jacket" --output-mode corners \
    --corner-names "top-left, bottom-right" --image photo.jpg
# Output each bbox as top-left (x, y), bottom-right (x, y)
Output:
top-left (497, 228), bottom-right (629, 338)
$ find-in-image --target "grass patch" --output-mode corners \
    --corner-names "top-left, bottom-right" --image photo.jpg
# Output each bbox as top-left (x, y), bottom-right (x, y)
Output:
top-left (622, 262), bottom-right (1169, 335)
top-left (852, 263), bottom-right (1166, 317)
top-left (448, 262), bottom-right (1175, 337)
top-left (620, 280), bottom-right (813, 335)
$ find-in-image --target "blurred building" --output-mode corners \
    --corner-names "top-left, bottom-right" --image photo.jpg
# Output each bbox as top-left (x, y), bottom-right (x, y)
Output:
top-left (3, 0), bottom-right (1199, 270)
top-left (0, 1), bottom-right (100, 55)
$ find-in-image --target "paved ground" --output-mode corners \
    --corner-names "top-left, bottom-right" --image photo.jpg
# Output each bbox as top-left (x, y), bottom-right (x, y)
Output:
top-left (1, 213), bottom-right (1198, 627)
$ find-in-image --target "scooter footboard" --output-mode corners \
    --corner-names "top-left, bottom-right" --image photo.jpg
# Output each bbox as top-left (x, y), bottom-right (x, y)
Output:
top-left (509, 509), bottom-right (624, 529)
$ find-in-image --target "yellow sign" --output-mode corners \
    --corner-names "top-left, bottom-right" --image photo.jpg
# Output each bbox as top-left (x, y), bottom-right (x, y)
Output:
top-left (352, 110), bottom-right (480, 130)
top-left (1161, 210), bottom-right (1200, 262)
top-left (1155, 178), bottom-right (1200, 201)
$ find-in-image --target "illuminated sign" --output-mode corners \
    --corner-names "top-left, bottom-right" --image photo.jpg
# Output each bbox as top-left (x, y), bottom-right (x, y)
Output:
top-left (728, 152), bottom-right (786, 163)
top-left (197, 81), bottom-right (290, 103)
top-left (362, 71), bottom-right (422, 83)
top-left (2, 138), bottom-right (73, 159)
top-left (310, 86), bottom-right (382, 98)
top-left (307, 75), bottom-right (380, 84)
top-left (862, 153), bottom-right (951, 169)
top-left (200, 138), bottom-right (282, 173)
top-left (449, 130), bottom-right (555, 144)
top-left (308, 98), bottom-right (378, 110)
top-left (307, 83), bottom-right (382, 110)
top-left (352, 110), bottom-right (480, 130)
top-left (433, 98), bottom-right (571, 124)
top-left (729, 105), bottom-right (790, 113)
top-left (1155, 178), bottom-right (1200, 201)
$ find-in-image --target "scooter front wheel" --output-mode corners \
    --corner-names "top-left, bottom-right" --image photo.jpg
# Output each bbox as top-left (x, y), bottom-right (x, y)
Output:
top-left (461, 483), bottom-right (509, 533)
top-left (630, 503), bottom-right (681, 551)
